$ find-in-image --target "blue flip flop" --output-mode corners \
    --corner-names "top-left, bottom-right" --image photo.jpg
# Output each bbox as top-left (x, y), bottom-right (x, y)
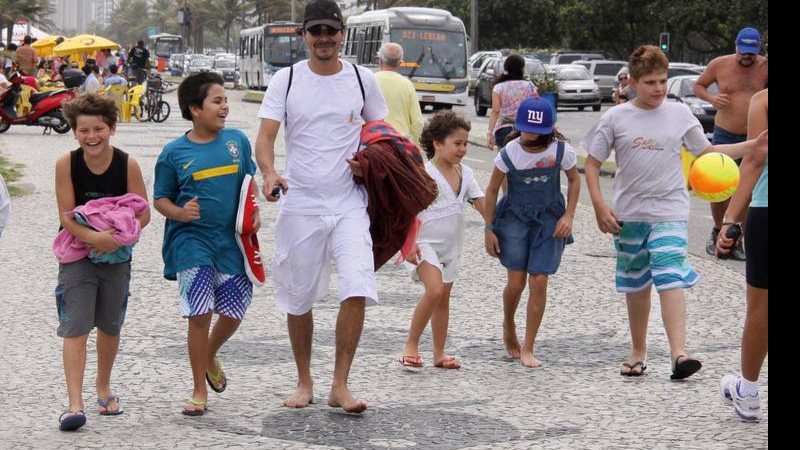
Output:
top-left (97, 395), bottom-right (124, 416)
top-left (59, 410), bottom-right (86, 431)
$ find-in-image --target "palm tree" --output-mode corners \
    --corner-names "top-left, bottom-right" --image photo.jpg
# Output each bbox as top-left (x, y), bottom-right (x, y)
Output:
top-left (209, 0), bottom-right (249, 52)
top-left (1, 0), bottom-right (55, 45)
top-left (150, 0), bottom-right (179, 35)
top-left (104, 0), bottom-right (150, 49)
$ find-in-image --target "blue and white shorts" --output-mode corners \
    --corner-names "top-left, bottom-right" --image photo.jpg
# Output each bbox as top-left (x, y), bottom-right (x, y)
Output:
top-left (177, 266), bottom-right (253, 320)
top-left (613, 221), bottom-right (699, 293)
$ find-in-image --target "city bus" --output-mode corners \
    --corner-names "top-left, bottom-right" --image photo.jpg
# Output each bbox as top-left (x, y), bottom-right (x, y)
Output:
top-left (239, 22), bottom-right (306, 91)
top-left (149, 33), bottom-right (183, 70)
top-left (342, 7), bottom-right (469, 110)
top-left (150, 33), bottom-right (183, 59)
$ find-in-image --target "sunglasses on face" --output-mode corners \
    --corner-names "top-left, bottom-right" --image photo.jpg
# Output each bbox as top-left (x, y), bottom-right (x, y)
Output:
top-left (306, 25), bottom-right (340, 37)
top-left (619, 76), bottom-right (628, 81)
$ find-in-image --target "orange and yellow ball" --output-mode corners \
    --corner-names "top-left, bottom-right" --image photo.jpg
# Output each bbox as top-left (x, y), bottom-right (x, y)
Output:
top-left (688, 152), bottom-right (740, 202)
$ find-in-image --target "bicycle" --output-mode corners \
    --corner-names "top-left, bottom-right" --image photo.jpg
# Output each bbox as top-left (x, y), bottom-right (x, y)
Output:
top-left (144, 73), bottom-right (171, 123)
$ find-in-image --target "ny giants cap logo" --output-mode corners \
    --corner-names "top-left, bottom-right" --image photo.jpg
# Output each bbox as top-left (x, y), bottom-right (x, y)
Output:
top-left (527, 110), bottom-right (544, 125)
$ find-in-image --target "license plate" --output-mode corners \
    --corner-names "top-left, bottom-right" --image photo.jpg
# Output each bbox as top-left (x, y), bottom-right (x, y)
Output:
top-left (422, 95), bottom-right (435, 102)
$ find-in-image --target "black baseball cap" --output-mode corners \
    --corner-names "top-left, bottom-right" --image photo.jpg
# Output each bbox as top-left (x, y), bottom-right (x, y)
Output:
top-left (303, 0), bottom-right (343, 30)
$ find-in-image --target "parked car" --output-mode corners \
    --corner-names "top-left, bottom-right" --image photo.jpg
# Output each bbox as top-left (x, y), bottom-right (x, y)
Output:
top-left (666, 75), bottom-right (717, 133)
top-left (573, 59), bottom-right (627, 101)
top-left (548, 64), bottom-right (602, 111)
top-left (187, 57), bottom-right (214, 76)
top-left (473, 55), bottom-right (546, 116)
top-left (468, 50), bottom-right (502, 95)
top-left (549, 51), bottom-right (606, 65)
top-left (213, 58), bottom-right (238, 84)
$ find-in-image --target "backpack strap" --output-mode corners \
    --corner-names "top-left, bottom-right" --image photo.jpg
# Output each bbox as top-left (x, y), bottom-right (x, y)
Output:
top-left (353, 62), bottom-right (365, 115)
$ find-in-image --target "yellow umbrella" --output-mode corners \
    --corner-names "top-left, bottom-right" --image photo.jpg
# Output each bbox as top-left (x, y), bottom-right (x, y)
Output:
top-left (31, 35), bottom-right (64, 57)
top-left (53, 34), bottom-right (120, 56)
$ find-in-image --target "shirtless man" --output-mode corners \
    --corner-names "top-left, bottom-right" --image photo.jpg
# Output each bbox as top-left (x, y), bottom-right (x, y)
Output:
top-left (694, 27), bottom-right (768, 260)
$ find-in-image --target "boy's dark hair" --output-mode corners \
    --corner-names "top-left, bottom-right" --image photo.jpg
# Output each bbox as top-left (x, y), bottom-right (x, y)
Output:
top-left (62, 93), bottom-right (119, 130)
top-left (419, 110), bottom-right (471, 160)
top-left (504, 127), bottom-right (567, 150)
top-left (628, 45), bottom-right (668, 81)
top-left (496, 54), bottom-right (526, 84)
top-left (178, 72), bottom-right (225, 121)
top-left (109, 64), bottom-right (118, 74)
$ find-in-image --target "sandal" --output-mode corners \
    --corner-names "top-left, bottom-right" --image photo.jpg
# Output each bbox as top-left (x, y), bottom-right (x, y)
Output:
top-left (97, 394), bottom-right (124, 415)
top-left (619, 360), bottom-right (647, 377)
top-left (59, 410), bottom-right (86, 431)
top-left (182, 398), bottom-right (208, 416)
top-left (670, 354), bottom-right (702, 380)
top-left (433, 355), bottom-right (461, 369)
top-left (206, 357), bottom-right (227, 393)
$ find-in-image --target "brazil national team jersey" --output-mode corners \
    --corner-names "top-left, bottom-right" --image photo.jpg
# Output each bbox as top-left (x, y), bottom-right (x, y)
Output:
top-left (154, 128), bottom-right (256, 279)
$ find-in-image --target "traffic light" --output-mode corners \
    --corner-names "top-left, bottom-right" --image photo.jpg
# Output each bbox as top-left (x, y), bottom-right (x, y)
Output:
top-left (660, 32), bottom-right (670, 52)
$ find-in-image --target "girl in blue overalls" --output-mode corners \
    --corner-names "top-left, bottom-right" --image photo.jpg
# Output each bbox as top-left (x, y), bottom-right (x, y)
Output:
top-left (483, 97), bottom-right (581, 368)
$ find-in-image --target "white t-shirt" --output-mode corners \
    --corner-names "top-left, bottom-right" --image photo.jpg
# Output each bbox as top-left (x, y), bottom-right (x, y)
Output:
top-left (257, 60), bottom-right (388, 215)
top-left (581, 101), bottom-right (710, 222)
top-left (494, 138), bottom-right (577, 173)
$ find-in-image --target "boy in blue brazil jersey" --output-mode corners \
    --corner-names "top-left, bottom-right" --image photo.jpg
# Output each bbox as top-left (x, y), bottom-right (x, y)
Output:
top-left (154, 73), bottom-right (258, 416)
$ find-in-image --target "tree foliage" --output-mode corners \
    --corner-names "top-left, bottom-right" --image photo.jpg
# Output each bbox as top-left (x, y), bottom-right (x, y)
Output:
top-left (423, 0), bottom-right (767, 63)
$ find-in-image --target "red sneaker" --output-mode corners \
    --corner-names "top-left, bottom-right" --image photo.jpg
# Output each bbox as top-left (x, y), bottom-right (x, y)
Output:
top-left (235, 174), bottom-right (265, 286)
top-left (236, 174), bottom-right (259, 235)
top-left (236, 230), bottom-right (266, 286)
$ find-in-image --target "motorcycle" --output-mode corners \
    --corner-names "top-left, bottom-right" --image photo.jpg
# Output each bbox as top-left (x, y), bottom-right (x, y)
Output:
top-left (0, 70), bottom-right (83, 134)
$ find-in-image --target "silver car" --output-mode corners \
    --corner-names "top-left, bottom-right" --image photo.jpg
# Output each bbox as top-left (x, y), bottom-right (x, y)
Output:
top-left (549, 64), bottom-right (602, 111)
top-left (573, 59), bottom-right (627, 100)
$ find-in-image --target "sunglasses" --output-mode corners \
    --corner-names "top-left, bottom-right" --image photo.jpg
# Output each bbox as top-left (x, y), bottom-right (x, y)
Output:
top-left (619, 76), bottom-right (628, 80)
top-left (306, 25), bottom-right (341, 37)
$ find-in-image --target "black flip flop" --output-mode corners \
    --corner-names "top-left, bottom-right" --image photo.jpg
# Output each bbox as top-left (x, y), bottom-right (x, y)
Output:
top-left (620, 360), bottom-right (647, 376)
top-left (670, 355), bottom-right (702, 380)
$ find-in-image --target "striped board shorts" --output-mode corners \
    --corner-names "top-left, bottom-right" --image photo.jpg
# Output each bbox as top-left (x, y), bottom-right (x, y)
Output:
top-left (177, 266), bottom-right (253, 320)
top-left (613, 221), bottom-right (699, 293)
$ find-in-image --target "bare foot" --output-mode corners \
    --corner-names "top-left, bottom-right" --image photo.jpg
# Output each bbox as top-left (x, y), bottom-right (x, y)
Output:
top-left (328, 386), bottom-right (367, 414)
top-left (520, 351), bottom-right (542, 368)
top-left (503, 324), bottom-right (521, 359)
top-left (283, 385), bottom-right (314, 408)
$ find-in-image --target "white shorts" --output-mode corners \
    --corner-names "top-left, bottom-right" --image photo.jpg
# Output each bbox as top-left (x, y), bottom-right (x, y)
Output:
top-left (414, 242), bottom-right (459, 284)
top-left (272, 208), bottom-right (378, 315)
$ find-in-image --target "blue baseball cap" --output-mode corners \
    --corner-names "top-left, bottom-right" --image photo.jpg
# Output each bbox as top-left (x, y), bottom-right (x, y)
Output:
top-left (736, 27), bottom-right (761, 55)
top-left (515, 97), bottom-right (555, 135)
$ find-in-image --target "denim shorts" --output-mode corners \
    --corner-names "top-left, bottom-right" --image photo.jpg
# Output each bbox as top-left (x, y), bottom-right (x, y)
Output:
top-left (613, 221), bottom-right (699, 293)
top-left (495, 214), bottom-right (566, 275)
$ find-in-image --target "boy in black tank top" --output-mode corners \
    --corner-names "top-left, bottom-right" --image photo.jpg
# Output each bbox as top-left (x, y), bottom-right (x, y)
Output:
top-left (53, 94), bottom-right (151, 431)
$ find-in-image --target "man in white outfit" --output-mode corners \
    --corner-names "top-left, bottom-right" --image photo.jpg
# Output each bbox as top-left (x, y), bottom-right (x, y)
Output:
top-left (254, 0), bottom-right (388, 413)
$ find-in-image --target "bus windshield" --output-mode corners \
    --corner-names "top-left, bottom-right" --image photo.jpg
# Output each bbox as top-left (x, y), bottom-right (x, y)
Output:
top-left (264, 33), bottom-right (305, 66)
top-left (154, 39), bottom-right (182, 58)
top-left (391, 29), bottom-right (466, 79)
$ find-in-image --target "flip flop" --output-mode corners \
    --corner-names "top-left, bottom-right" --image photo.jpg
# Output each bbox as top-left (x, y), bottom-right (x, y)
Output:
top-left (206, 357), bottom-right (227, 393)
top-left (59, 410), bottom-right (86, 431)
top-left (97, 394), bottom-right (124, 415)
top-left (398, 355), bottom-right (423, 370)
top-left (620, 360), bottom-right (647, 377)
top-left (182, 398), bottom-right (208, 416)
top-left (433, 355), bottom-right (461, 369)
top-left (670, 354), bottom-right (702, 380)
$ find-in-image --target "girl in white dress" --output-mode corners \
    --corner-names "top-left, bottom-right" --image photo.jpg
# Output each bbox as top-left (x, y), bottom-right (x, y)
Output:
top-left (399, 111), bottom-right (486, 370)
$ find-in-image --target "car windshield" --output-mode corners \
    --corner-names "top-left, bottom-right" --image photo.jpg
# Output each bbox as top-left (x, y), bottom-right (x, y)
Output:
top-left (191, 59), bottom-right (212, 67)
top-left (392, 29), bottom-right (467, 79)
top-left (681, 77), bottom-right (718, 97)
top-left (555, 67), bottom-right (590, 80)
top-left (214, 60), bottom-right (235, 69)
